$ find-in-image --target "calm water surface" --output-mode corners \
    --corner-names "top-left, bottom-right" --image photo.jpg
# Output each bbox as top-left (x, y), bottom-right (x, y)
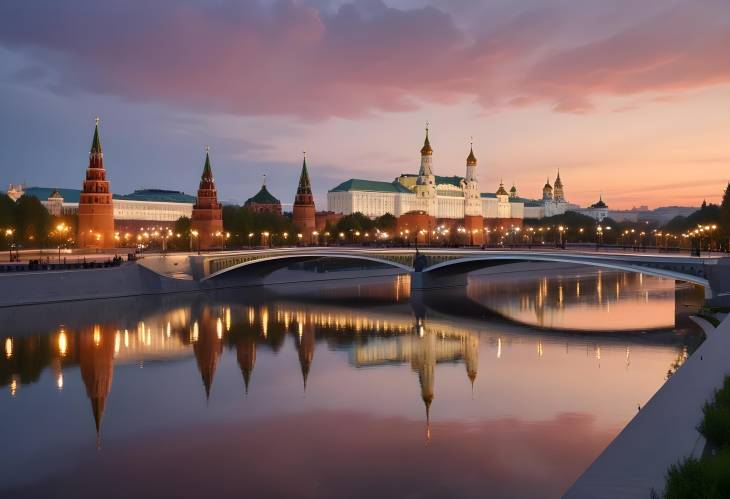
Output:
top-left (0, 265), bottom-right (704, 498)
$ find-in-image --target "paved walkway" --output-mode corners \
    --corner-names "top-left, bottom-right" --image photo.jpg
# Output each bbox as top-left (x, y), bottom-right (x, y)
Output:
top-left (564, 315), bottom-right (730, 498)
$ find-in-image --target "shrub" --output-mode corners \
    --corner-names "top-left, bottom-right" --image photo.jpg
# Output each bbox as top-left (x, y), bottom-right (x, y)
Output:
top-left (698, 377), bottom-right (730, 449)
top-left (664, 450), bottom-right (730, 498)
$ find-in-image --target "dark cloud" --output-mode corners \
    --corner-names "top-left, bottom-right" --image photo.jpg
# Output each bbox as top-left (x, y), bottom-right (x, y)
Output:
top-left (1, 0), bottom-right (728, 118)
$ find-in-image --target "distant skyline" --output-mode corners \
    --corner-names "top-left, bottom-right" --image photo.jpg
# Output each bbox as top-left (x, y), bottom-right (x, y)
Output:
top-left (1, 0), bottom-right (729, 209)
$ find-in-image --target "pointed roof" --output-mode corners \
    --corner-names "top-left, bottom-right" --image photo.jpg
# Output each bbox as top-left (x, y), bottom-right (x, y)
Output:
top-left (420, 126), bottom-right (433, 156)
top-left (466, 146), bottom-right (477, 166)
top-left (554, 169), bottom-right (563, 187)
top-left (591, 195), bottom-right (607, 209)
top-left (296, 155), bottom-right (312, 196)
top-left (509, 184), bottom-right (517, 194)
top-left (90, 396), bottom-right (106, 435)
top-left (246, 184), bottom-right (280, 205)
top-left (496, 181), bottom-right (508, 196)
top-left (90, 118), bottom-right (102, 155)
top-left (236, 338), bottom-right (256, 396)
top-left (201, 147), bottom-right (213, 180)
top-left (425, 397), bottom-right (432, 441)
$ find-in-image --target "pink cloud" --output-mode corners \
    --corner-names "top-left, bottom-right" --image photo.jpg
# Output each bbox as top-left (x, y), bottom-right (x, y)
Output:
top-left (0, 0), bottom-right (728, 118)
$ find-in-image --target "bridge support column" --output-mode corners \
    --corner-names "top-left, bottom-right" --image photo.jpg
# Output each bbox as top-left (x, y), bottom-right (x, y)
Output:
top-left (410, 271), bottom-right (469, 291)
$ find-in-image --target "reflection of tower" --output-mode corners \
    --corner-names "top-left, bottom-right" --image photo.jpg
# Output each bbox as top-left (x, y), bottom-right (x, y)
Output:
top-left (236, 336), bottom-right (256, 395)
top-left (411, 328), bottom-right (436, 440)
top-left (296, 320), bottom-right (316, 391)
top-left (77, 119), bottom-right (115, 248)
top-left (78, 325), bottom-right (115, 447)
top-left (464, 334), bottom-right (479, 394)
top-left (193, 308), bottom-right (223, 401)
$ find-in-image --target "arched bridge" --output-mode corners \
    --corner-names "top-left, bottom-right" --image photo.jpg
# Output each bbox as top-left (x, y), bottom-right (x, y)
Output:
top-left (170, 247), bottom-right (730, 301)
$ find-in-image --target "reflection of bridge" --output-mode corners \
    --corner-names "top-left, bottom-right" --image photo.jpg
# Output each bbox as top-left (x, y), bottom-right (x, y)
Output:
top-left (142, 248), bottom-right (730, 302)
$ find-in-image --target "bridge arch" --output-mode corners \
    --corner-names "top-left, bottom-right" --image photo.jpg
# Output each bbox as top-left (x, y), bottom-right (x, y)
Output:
top-left (202, 252), bottom-right (412, 281)
top-left (423, 254), bottom-right (711, 294)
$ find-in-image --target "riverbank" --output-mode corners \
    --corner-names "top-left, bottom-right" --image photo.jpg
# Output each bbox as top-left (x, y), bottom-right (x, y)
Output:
top-left (0, 261), bottom-right (406, 308)
top-left (564, 314), bottom-right (730, 498)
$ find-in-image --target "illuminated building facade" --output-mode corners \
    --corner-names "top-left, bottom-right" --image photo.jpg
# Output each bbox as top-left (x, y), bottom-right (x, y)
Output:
top-left (77, 119), bottom-right (115, 248)
top-left (191, 147), bottom-right (224, 250)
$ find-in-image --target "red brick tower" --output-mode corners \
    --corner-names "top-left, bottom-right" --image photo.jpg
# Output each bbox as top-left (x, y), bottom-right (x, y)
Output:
top-left (191, 147), bottom-right (223, 251)
top-left (77, 118), bottom-right (115, 248)
top-left (292, 154), bottom-right (316, 243)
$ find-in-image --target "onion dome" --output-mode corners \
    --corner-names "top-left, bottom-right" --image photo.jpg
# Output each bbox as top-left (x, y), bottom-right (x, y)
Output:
top-left (466, 146), bottom-right (477, 166)
top-left (420, 126), bottom-right (433, 156)
top-left (591, 195), bottom-right (607, 209)
top-left (496, 181), bottom-right (508, 196)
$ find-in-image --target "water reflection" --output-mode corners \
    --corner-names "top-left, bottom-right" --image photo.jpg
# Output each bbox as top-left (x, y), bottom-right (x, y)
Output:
top-left (0, 270), bottom-right (704, 499)
top-left (467, 265), bottom-right (703, 331)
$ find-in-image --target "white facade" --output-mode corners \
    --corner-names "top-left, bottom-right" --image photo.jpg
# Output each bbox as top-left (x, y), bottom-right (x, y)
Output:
top-left (327, 132), bottom-right (524, 221)
top-left (113, 199), bottom-right (192, 222)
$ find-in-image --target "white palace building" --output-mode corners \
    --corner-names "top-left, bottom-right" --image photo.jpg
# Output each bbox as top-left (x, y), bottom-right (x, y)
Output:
top-left (327, 128), bottom-right (584, 224)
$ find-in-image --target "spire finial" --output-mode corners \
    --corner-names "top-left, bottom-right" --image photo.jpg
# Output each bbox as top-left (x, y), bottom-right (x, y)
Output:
top-left (262, 174), bottom-right (266, 187)
top-left (94, 116), bottom-right (100, 127)
top-left (425, 121), bottom-right (429, 136)
top-left (205, 145), bottom-right (210, 154)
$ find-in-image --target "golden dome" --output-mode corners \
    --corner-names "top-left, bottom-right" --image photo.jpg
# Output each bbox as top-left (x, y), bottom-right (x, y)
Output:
top-left (466, 146), bottom-right (477, 166)
top-left (420, 127), bottom-right (433, 156)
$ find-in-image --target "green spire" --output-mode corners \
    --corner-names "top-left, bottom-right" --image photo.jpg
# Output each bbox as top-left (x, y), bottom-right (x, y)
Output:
top-left (90, 117), bottom-right (102, 154)
top-left (202, 146), bottom-right (212, 179)
top-left (297, 153), bottom-right (312, 195)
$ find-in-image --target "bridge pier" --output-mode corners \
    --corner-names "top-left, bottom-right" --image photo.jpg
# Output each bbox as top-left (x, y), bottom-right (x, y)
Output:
top-left (410, 271), bottom-right (469, 291)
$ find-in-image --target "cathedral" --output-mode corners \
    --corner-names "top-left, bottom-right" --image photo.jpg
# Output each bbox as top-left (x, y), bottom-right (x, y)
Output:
top-left (327, 127), bottom-right (582, 236)
top-left (328, 127), bottom-right (525, 243)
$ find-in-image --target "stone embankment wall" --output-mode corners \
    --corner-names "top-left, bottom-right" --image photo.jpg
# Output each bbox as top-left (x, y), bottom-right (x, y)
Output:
top-left (0, 263), bottom-right (198, 307)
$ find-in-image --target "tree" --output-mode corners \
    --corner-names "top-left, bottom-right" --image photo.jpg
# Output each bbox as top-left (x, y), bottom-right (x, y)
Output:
top-left (14, 195), bottom-right (52, 247)
top-left (375, 213), bottom-right (397, 232)
top-left (720, 183), bottom-right (730, 247)
top-left (335, 212), bottom-right (374, 234)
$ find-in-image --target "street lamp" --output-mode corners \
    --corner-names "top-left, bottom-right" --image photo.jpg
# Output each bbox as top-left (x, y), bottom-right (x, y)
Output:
top-left (54, 223), bottom-right (68, 263)
top-left (248, 232), bottom-right (254, 248)
top-left (190, 230), bottom-right (199, 254)
top-left (4, 228), bottom-right (15, 262)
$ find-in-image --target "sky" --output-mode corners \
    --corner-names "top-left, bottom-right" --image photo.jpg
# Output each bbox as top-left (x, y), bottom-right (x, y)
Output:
top-left (0, 0), bottom-right (729, 210)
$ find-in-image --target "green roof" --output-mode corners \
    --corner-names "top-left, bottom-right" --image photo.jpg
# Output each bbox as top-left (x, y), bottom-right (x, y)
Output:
top-left (297, 157), bottom-right (312, 195)
top-left (202, 151), bottom-right (213, 179)
top-left (23, 187), bottom-right (82, 203)
top-left (246, 185), bottom-right (280, 205)
top-left (398, 174), bottom-right (464, 187)
top-left (115, 189), bottom-right (196, 203)
top-left (21, 187), bottom-right (194, 204)
top-left (330, 179), bottom-right (411, 193)
top-left (91, 123), bottom-right (102, 154)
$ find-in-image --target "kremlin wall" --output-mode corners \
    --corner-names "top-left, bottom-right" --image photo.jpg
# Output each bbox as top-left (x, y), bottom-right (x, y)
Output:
top-left (6, 120), bottom-right (613, 250)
